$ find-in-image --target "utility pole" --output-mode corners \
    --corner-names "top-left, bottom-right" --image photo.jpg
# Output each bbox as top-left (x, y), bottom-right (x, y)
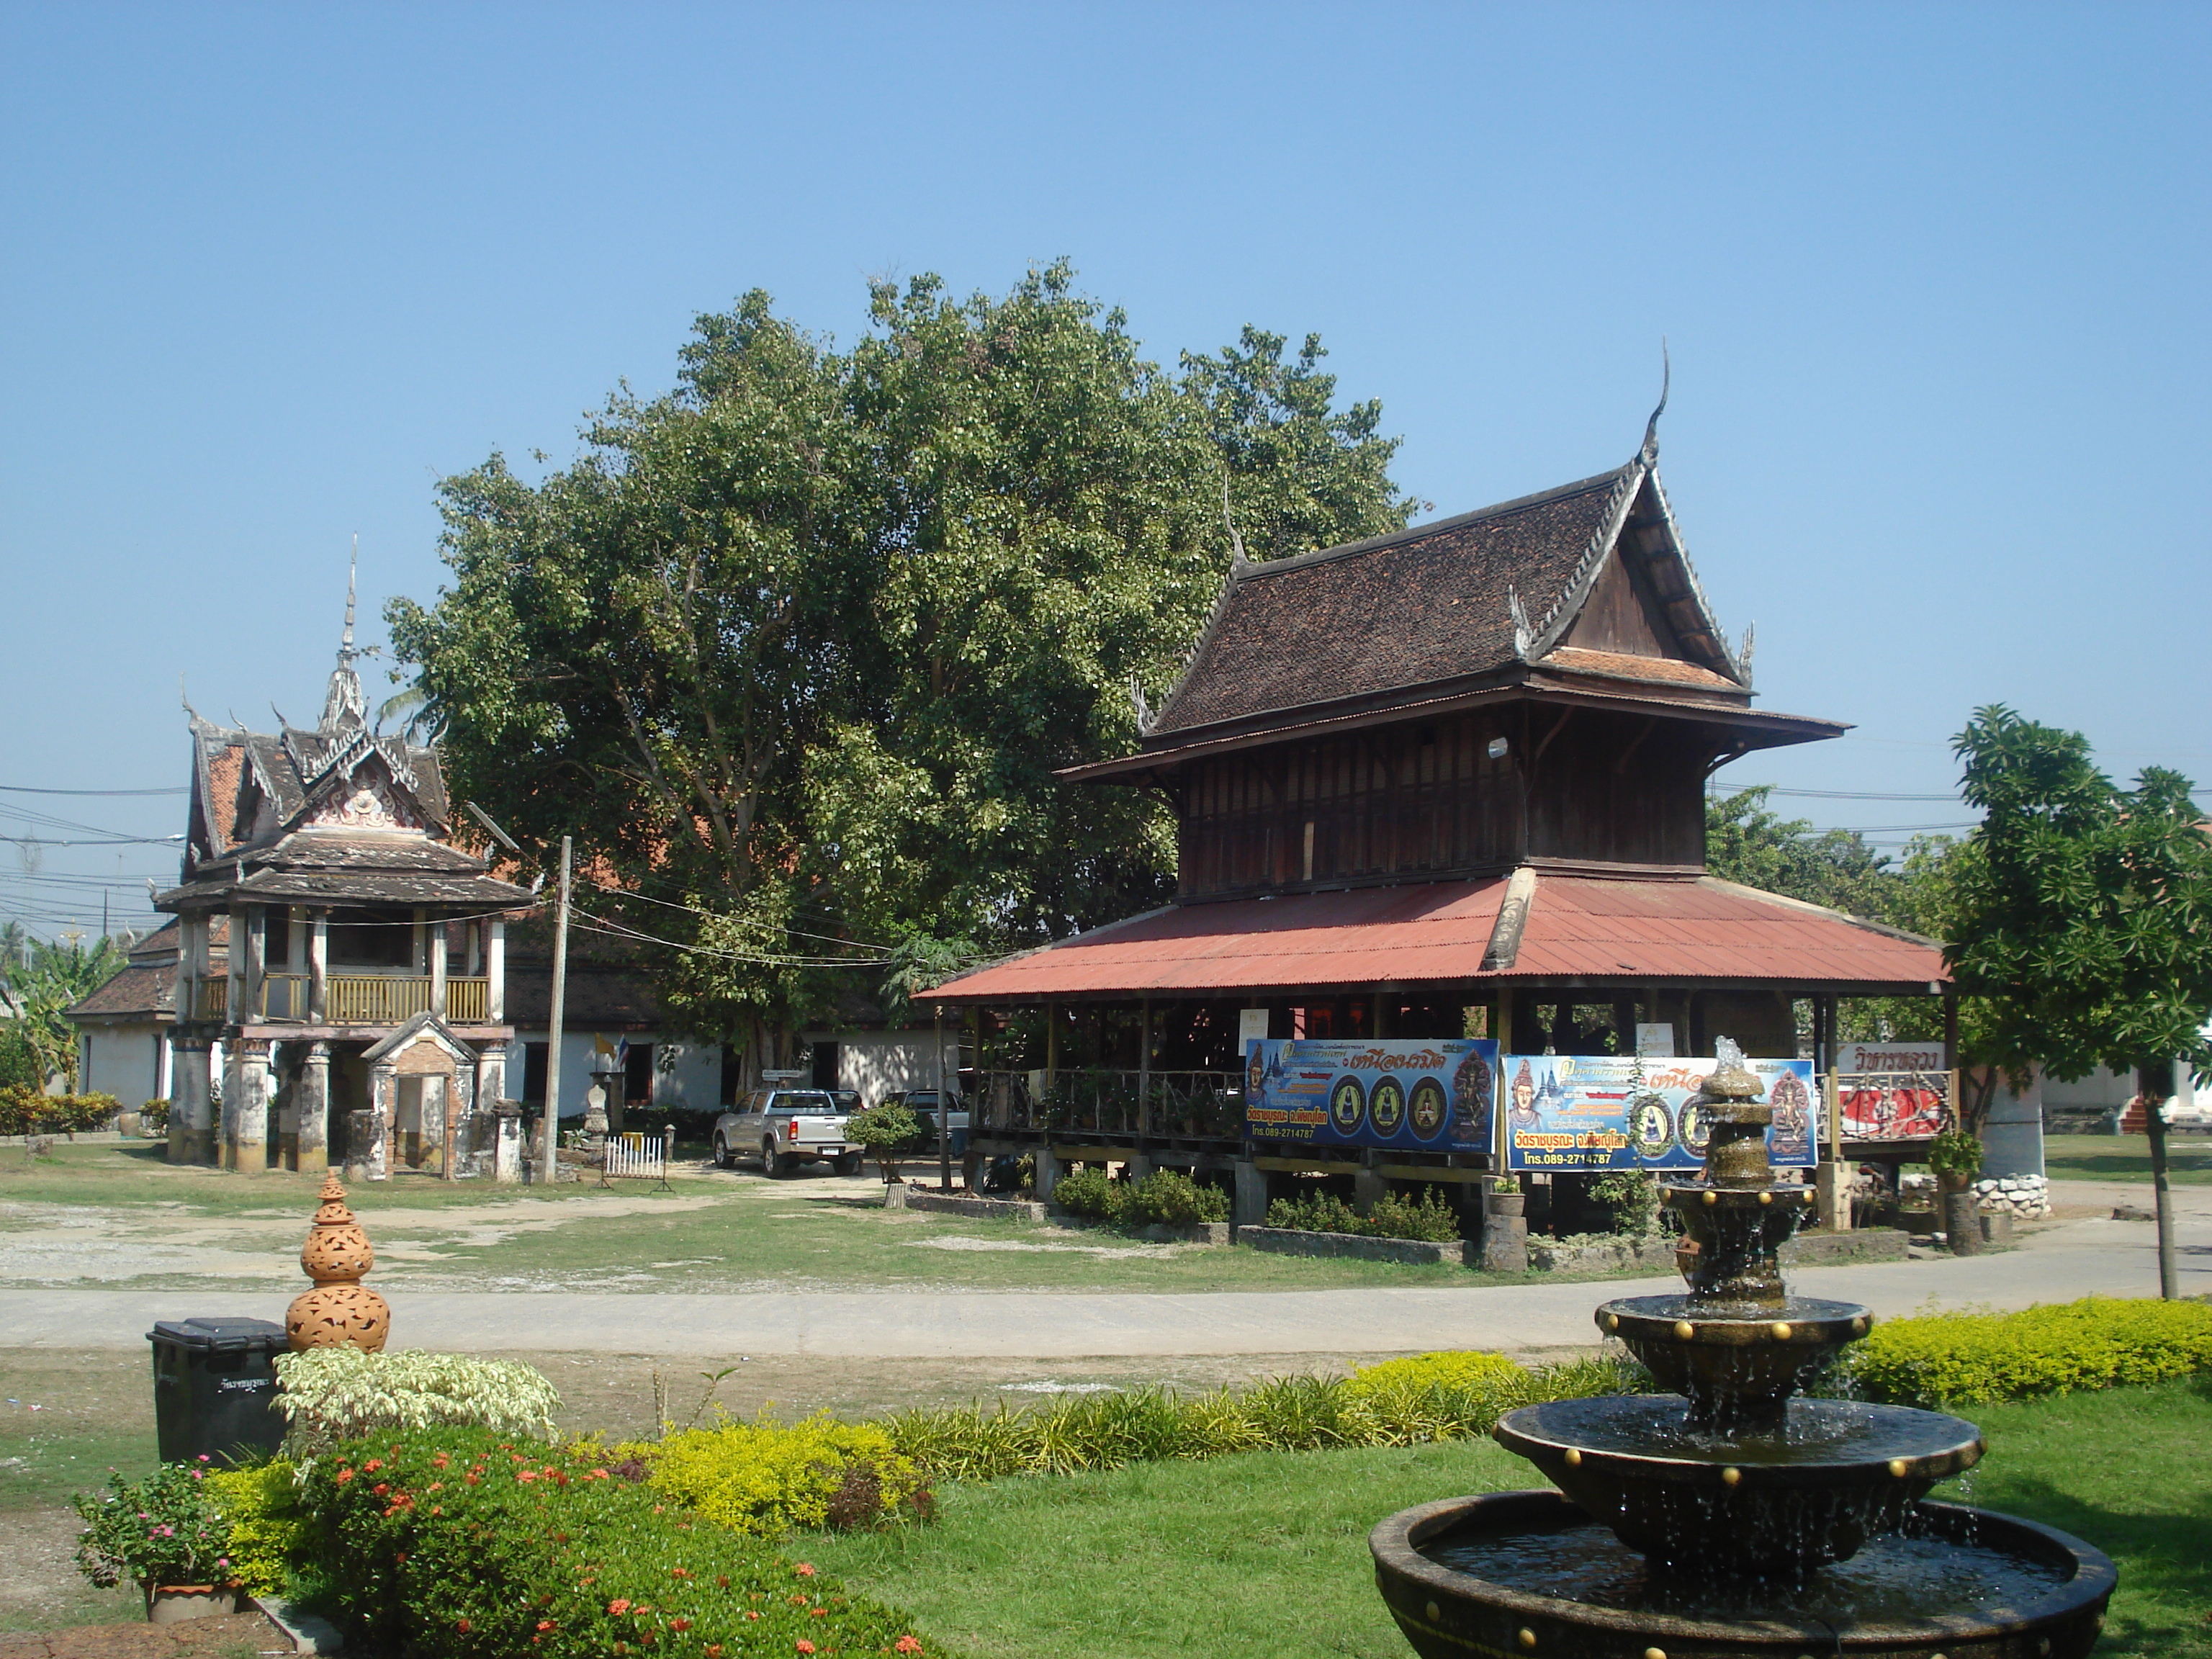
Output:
top-left (541, 836), bottom-right (572, 1184)
top-left (935, 1004), bottom-right (951, 1192)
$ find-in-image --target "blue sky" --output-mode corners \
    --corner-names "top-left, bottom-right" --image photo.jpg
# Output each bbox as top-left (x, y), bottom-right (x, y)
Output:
top-left (3, 2), bottom-right (2206, 936)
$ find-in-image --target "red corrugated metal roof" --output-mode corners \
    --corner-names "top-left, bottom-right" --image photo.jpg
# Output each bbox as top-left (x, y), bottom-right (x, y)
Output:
top-left (919, 873), bottom-right (1946, 1003)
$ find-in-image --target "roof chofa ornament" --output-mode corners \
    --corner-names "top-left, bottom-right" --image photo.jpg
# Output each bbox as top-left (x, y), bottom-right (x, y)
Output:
top-left (1130, 675), bottom-right (1156, 737)
top-left (1639, 339), bottom-right (1669, 468)
top-left (318, 536), bottom-right (369, 739)
top-left (1508, 583), bottom-right (1533, 660)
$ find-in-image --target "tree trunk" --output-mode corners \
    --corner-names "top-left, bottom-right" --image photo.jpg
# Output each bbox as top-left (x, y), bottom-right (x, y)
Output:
top-left (2141, 1086), bottom-right (2180, 1300)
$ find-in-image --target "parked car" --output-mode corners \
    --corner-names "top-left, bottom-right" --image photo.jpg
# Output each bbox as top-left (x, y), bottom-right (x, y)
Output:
top-left (712, 1088), bottom-right (860, 1177)
top-left (878, 1088), bottom-right (969, 1157)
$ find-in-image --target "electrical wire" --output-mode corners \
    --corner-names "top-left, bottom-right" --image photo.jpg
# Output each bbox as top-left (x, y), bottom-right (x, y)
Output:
top-left (0, 785), bottom-right (187, 796)
top-left (595, 883), bottom-right (899, 954)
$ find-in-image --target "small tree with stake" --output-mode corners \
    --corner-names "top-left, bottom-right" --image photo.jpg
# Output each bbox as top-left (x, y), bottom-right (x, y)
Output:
top-left (845, 1102), bottom-right (922, 1186)
top-left (1945, 706), bottom-right (2212, 1298)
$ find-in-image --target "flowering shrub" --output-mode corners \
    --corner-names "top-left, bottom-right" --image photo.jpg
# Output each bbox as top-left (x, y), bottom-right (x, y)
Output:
top-left (616, 1413), bottom-right (932, 1537)
top-left (0, 1087), bottom-right (122, 1137)
top-left (1840, 1296), bottom-right (2212, 1407)
top-left (294, 1429), bottom-right (944, 1658)
top-left (72, 1458), bottom-right (234, 1589)
top-left (204, 1460), bottom-right (309, 1596)
top-left (275, 1347), bottom-right (561, 1447)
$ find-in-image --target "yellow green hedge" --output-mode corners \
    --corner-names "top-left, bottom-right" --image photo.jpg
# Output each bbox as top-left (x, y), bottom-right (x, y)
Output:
top-left (1845, 1297), bottom-right (2212, 1407)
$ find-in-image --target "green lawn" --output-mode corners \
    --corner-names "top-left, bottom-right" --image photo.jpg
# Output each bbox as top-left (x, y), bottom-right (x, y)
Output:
top-left (804, 1376), bottom-right (2212, 1659)
top-left (0, 1141), bottom-right (1570, 1295)
top-left (2043, 1133), bottom-right (2212, 1185)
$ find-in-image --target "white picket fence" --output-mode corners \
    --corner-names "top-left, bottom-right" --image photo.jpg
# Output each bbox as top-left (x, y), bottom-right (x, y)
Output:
top-left (605, 1128), bottom-right (672, 1183)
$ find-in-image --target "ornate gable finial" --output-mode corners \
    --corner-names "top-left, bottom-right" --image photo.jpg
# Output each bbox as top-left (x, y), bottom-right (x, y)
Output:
top-left (1640, 339), bottom-right (1670, 467)
top-left (1508, 584), bottom-right (1533, 660)
top-left (319, 537), bottom-right (369, 739)
top-left (1737, 620), bottom-right (1756, 684)
top-left (1130, 675), bottom-right (1155, 737)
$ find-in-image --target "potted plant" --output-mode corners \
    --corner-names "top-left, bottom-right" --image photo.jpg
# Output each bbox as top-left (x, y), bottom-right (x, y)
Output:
top-left (1927, 1128), bottom-right (1984, 1257)
top-left (73, 1458), bottom-right (240, 1622)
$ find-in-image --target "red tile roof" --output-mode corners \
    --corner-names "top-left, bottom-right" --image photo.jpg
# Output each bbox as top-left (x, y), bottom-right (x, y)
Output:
top-left (918, 873), bottom-right (1946, 1004)
top-left (1539, 647), bottom-right (1742, 691)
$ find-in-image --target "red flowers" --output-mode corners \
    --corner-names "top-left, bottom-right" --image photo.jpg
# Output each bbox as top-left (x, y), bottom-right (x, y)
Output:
top-left (364, 1459), bottom-right (384, 1473)
top-left (896, 1637), bottom-right (924, 1654)
top-left (518, 1470), bottom-right (539, 1483)
top-left (456, 1619), bottom-right (472, 1633)
top-left (373, 1483), bottom-right (390, 1496)
top-left (536, 1619), bottom-right (556, 1632)
top-left (669, 1567), bottom-right (691, 1579)
top-left (334, 1469), bottom-right (355, 1484)
top-left (706, 1647), bottom-right (725, 1658)
top-left (793, 1563), bottom-right (817, 1577)
top-left (796, 1644), bottom-right (816, 1656)
top-left (608, 1599), bottom-right (633, 1616)
top-left (670, 1618), bottom-right (692, 1632)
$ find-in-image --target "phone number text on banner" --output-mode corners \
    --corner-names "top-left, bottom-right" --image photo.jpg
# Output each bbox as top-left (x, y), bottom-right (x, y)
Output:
top-left (1243, 1038), bottom-right (1500, 1153)
top-left (1501, 1055), bottom-right (1819, 1173)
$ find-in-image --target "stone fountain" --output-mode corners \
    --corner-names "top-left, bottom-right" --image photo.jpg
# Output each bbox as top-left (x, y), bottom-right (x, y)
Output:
top-left (1370, 1040), bottom-right (2116, 1658)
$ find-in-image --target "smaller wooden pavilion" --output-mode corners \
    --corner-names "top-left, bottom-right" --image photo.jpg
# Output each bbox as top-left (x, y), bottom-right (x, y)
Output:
top-left (920, 415), bottom-right (1948, 1221)
top-left (155, 578), bottom-right (535, 1175)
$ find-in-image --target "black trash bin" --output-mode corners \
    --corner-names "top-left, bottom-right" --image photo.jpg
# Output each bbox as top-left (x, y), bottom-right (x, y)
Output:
top-left (148, 1318), bottom-right (288, 1465)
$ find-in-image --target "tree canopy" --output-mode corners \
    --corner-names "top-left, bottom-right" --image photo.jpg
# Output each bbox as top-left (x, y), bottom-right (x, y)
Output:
top-left (390, 264), bottom-right (1412, 1055)
top-left (1, 932), bottom-right (128, 1089)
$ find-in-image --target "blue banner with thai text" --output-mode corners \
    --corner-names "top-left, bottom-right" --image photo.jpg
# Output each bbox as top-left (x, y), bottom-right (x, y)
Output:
top-left (1242, 1038), bottom-right (1500, 1153)
top-left (1500, 1055), bottom-right (1818, 1173)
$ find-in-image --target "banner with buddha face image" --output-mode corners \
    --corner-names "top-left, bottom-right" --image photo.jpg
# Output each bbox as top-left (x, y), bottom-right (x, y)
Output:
top-left (1243, 1038), bottom-right (1500, 1153)
top-left (1501, 1054), bottom-right (1819, 1173)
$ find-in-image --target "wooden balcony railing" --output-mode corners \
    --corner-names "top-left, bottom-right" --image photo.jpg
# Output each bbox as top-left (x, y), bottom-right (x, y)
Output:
top-left (260, 975), bottom-right (310, 1020)
top-left (183, 979), bottom-right (227, 1022)
top-left (325, 975), bottom-right (433, 1024)
top-left (445, 977), bottom-right (488, 1022)
top-left (217, 974), bottom-right (498, 1025)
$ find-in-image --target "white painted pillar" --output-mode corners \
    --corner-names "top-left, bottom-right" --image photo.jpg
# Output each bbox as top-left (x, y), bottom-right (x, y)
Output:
top-left (244, 906), bottom-right (268, 1024)
top-left (225, 910), bottom-right (245, 1028)
top-left (430, 919), bottom-right (449, 1017)
top-left (485, 918), bottom-right (506, 1022)
top-left (309, 910), bottom-right (328, 1023)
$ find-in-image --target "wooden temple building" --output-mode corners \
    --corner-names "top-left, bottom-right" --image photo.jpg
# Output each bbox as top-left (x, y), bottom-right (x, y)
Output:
top-left (919, 416), bottom-right (1949, 1218)
top-left (153, 581), bottom-right (536, 1176)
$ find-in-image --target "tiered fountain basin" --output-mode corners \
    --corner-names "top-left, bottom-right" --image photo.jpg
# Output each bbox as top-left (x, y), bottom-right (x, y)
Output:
top-left (1373, 1491), bottom-right (2117, 1659)
top-left (1368, 1043), bottom-right (2118, 1659)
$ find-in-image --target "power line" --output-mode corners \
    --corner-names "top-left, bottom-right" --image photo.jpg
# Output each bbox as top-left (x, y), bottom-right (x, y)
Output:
top-left (0, 784), bottom-right (186, 796)
top-left (1714, 786), bottom-right (1963, 803)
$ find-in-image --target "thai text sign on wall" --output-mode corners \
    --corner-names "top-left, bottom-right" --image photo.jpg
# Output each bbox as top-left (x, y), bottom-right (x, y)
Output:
top-left (1243, 1038), bottom-right (1500, 1153)
top-left (1500, 1055), bottom-right (1820, 1173)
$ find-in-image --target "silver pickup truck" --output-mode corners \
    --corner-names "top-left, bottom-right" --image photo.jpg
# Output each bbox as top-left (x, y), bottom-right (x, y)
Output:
top-left (711, 1087), bottom-right (860, 1178)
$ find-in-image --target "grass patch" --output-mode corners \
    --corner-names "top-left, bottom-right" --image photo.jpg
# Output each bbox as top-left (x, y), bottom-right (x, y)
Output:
top-left (804, 1377), bottom-right (2212, 1659)
top-left (2042, 1133), bottom-right (2212, 1185)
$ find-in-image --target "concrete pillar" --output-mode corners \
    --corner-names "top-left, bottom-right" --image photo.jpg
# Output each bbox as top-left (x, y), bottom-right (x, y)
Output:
top-left (297, 1041), bottom-right (330, 1175)
top-left (485, 918), bottom-right (506, 1022)
top-left (1815, 1157), bottom-right (1853, 1231)
top-left (1353, 1158), bottom-right (1387, 1216)
top-left (230, 1040), bottom-right (270, 1174)
top-left (493, 1099), bottom-right (524, 1182)
top-left (170, 1039), bottom-right (215, 1165)
top-left (1480, 1183), bottom-right (1529, 1272)
top-left (1033, 1143), bottom-right (1061, 1204)
top-left (308, 910), bottom-right (328, 1022)
top-left (1232, 1158), bottom-right (1269, 1229)
top-left (430, 920), bottom-right (448, 1017)
top-left (365, 1062), bottom-right (395, 1180)
top-left (411, 909), bottom-right (428, 976)
top-left (225, 909), bottom-right (246, 1029)
top-left (471, 1043), bottom-right (507, 1174)
top-left (243, 906), bottom-right (267, 1022)
top-left (419, 1073), bottom-right (448, 1175)
top-left (465, 919), bottom-right (481, 977)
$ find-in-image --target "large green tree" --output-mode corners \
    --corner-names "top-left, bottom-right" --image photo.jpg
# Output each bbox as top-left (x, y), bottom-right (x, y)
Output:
top-left (1944, 705), bottom-right (2212, 1296)
top-left (390, 264), bottom-right (1411, 1058)
top-left (6, 932), bottom-right (129, 1089)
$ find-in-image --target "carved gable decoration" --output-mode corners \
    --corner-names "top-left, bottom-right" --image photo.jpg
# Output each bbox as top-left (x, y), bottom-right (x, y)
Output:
top-left (364, 1012), bottom-right (473, 1071)
top-left (301, 752), bottom-right (423, 835)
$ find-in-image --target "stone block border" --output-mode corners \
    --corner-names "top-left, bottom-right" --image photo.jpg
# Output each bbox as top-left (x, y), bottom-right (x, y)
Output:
top-left (1525, 1233), bottom-right (1676, 1274)
top-left (1049, 1213), bottom-right (1231, 1246)
top-left (1238, 1225), bottom-right (1467, 1267)
top-left (889, 1187), bottom-right (1049, 1223)
top-left (1779, 1227), bottom-right (1910, 1266)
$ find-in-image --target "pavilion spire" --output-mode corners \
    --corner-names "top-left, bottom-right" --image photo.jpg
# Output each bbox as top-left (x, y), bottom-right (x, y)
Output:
top-left (318, 536), bottom-right (368, 737)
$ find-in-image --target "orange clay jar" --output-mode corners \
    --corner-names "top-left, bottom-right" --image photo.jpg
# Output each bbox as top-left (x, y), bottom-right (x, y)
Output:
top-left (285, 1174), bottom-right (390, 1352)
